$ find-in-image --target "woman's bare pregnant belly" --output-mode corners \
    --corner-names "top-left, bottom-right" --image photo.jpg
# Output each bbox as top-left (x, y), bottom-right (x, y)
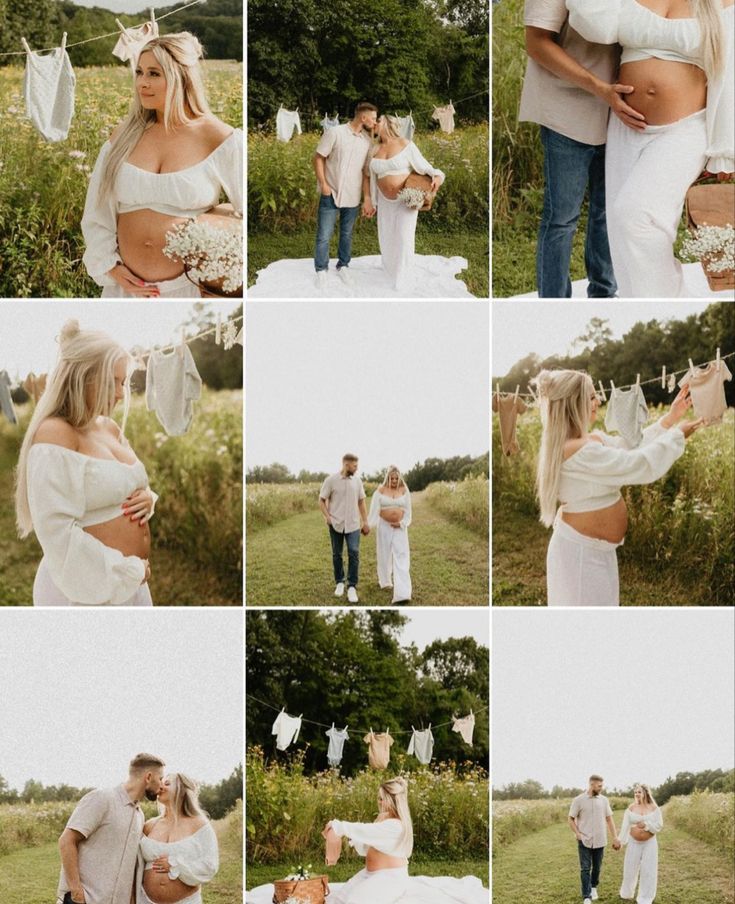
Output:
top-left (143, 869), bottom-right (198, 904)
top-left (366, 848), bottom-right (407, 871)
top-left (619, 59), bottom-right (706, 125)
top-left (380, 507), bottom-right (404, 524)
top-left (118, 210), bottom-right (189, 282)
top-left (378, 174), bottom-right (410, 200)
top-left (630, 825), bottom-right (655, 842)
top-left (84, 513), bottom-right (151, 560)
top-left (562, 498), bottom-right (628, 544)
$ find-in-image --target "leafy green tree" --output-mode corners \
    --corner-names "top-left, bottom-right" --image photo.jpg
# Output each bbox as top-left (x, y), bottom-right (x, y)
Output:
top-left (199, 764), bottom-right (243, 818)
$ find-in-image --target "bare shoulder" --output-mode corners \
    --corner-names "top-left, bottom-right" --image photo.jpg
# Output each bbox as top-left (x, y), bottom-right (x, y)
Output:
top-left (33, 418), bottom-right (79, 450)
top-left (197, 115), bottom-right (235, 149)
top-left (187, 815), bottom-right (209, 834)
top-left (563, 435), bottom-right (603, 461)
top-left (98, 416), bottom-right (122, 439)
top-left (399, 138), bottom-right (410, 149)
top-left (723, 0), bottom-right (734, 10)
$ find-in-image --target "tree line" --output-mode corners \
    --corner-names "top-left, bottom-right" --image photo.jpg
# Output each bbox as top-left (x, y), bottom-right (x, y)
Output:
top-left (493, 302), bottom-right (735, 408)
top-left (246, 610), bottom-right (489, 776)
top-left (0, 0), bottom-right (242, 64)
top-left (247, 0), bottom-right (489, 129)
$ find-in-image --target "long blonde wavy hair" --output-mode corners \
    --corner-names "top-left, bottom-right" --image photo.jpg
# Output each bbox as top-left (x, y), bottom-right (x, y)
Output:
top-left (692, 0), bottom-right (726, 79)
top-left (158, 773), bottom-right (208, 826)
top-left (15, 320), bottom-right (131, 538)
top-left (533, 369), bottom-right (596, 528)
top-left (634, 783), bottom-right (657, 806)
top-left (99, 32), bottom-right (210, 204)
top-left (378, 777), bottom-right (414, 857)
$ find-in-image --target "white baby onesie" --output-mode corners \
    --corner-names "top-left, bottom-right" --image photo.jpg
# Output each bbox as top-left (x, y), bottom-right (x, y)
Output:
top-left (395, 113), bottom-right (415, 140)
top-left (321, 114), bottom-right (340, 130)
top-left (325, 724), bottom-right (349, 766)
top-left (272, 709), bottom-right (303, 751)
top-left (605, 385), bottom-right (649, 447)
top-left (432, 104), bottom-right (455, 133)
top-left (112, 19), bottom-right (159, 65)
top-left (407, 726), bottom-right (434, 765)
top-left (276, 106), bottom-right (302, 142)
top-left (451, 712), bottom-right (475, 746)
top-left (21, 35), bottom-right (76, 142)
top-left (145, 346), bottom-right (202, 437)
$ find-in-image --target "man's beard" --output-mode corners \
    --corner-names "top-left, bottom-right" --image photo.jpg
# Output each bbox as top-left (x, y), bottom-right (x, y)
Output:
top-left (591, 789), bottom-right (600, 796)
top-left (144, 788), bottom-right (159, 802)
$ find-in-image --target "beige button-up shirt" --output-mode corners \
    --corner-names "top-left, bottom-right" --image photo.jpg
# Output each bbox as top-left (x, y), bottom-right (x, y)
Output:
top-left (320, 472), bottom-right (366, 533)
top-left (315, 124), bottom-right (372, 208)
top-left (569, 792), bottom-right (613, 849)
top-left (57, 785), bottom-right (144, 904)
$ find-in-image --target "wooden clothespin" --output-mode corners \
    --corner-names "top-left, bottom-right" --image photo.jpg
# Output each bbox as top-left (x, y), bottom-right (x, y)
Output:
top-left (610, 379), bottom-right (616, 392)
top-left (598, 380), bottom-right (606, 401)
top-left (716, 347), bottom-right (721, 371)
top-left (636, 374), bottom-right (640, 387)
top-left (215, 312), bottom-right (222, 345)
top-left (179, 328), bottom-right (186, 359)
top-left (20, 37), bottom-right (32, 54)
top-left (496, 382), bottom-right (502, 402)
top-left (661, 365), bottom-right (666, 388)
top-left (60, 32), bottom-right (67, 52)
top-left (513, 385), bottom-right (520, 402)
top-left (689, 358), bottom-right (695, 372)
top-left (150, 7), bottom-right (156, 25)
top-left (115, 18), bottom-right (127, 34)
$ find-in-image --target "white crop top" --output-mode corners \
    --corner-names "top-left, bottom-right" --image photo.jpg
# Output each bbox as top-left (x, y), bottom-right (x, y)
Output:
top-left (139, 822), bottom-right (219, 886)
top-left (566, 0), bottom-right (735, 172)
top-left (82, 128), bottom-right (244, 287)
top-left (368, 142), bottom-right (445, 205)
top-left (27, 443), bottom-right (156, 605)
top-left (619, 806), bottom-right (663, 844)
top-left (558, 419), bottom-right (685, 513)
top-left (330, 818), bottom-right (412, 859)
top-left (367, 489), bottom-right (413, 528)
top-left (378, 493), bottom-right (409, 509)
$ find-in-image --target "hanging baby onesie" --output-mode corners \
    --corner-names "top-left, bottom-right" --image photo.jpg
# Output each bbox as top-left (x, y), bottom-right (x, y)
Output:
top-left (432, 104), bottom-right (456, 134)
top-left (363, 730), bottom-right (393, 769)
top-left (407, 726), bottom-right (434, 765)
top-left (451, 712), bottom-right (475, 746)
top-left (492, 393), bottom-right (528, 456)
top-left (276, 106), bottom-right (302, 142)
top-left (321, 114), bottom-right (340, 131)
top-left (679, 360), bottom-right (733, 425)
top-left (145, 345), bottom-right (202, 437)
top-left (0, 371), bottom-right (18, 425)
top-left (21, 34), bottom-right (76, 142)
top-left (22, 372), bottom-right (47, 403)
top-left (272, 708), bottom-right (303, 751)
top-left (605, 384), bottom-right (648, 447)
top-left (395, 113), bottom-right (415, 140)
top-left (112, 19), bottom-right (159, 66)
top-left (325, 724), bottom-right (349, 767)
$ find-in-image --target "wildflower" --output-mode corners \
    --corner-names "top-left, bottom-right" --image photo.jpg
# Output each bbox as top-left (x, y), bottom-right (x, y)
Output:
top-left (68, 150), bottom-right (86, 159)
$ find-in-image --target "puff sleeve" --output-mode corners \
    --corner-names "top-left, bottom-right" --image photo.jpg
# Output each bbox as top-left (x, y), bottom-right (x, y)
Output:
top-left (27, 445), bottom-right (146, 604)
top-left (705, 8), bottom-right (734, 174)
top-left (566, 0), bottom-right (621, 44)
top-left (620, 807), bottom-right (663, 844)
top-left (400, 490), bottom-right (412, 528)
top-left (212, 129), bottom-right (244, 214)
top-left (368, 491), bottom-right (381, 528)
top-left (564, 426), bottom-right (685, 488)
top-left (592, 417), bottom-right (670, 450)
top-left (407, 142), bottom-right (445, 184)
top-left (329, 818), bottom-right (405, 857)
top-left (81, 140), bottom-right (120, 288)
top-left (167, 824), bottom-right (219, 885)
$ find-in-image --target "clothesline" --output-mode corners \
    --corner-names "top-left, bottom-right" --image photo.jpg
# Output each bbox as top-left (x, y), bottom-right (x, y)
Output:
top-left (276, 88), bottom-right (489, 118)
top-left (246, 692), bottom-right (488, 738)
top-left (135, 313), bottom-right (243, 360)
top-left (0, 0), bottom-right (205, 58)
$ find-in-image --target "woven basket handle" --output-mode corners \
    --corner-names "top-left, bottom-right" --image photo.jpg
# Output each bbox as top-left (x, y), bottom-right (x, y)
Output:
top-left (691, 170), bottom-right (735, 186)
top-left (323, 875), bottom-right (331, 897)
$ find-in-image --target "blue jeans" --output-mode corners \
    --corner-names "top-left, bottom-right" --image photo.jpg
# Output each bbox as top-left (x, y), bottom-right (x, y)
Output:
top-left (314, 194), bottom-right (360, 272)
top-left (329, 526), bottom-right (360, 587)
top-left (537, 127), bottom-right (617, 298)
top-left (577, 842), bottom-right (604, 899)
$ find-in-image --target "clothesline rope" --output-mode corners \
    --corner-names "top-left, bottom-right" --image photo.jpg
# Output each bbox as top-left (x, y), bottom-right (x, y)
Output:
top-left (136, 313), bottom-right (243, 359)
top-left (495, 350), bottom-right (735, 401)
top-left (246, 692), bottom-right (489, 738)
top-left (0, 0), bottom-right (205, 58)
top-left (275, 88), bottom-right (489, 118)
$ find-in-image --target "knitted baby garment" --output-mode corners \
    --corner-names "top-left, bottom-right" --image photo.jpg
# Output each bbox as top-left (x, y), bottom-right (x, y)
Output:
top-left (145, 346), bottom-right (202, 437)
top-left (22, 37), bottom-right (76, 142)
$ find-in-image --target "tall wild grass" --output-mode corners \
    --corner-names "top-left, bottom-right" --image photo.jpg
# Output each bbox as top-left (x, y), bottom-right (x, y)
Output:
top-left (425, 477), bottom-right (489, 537)
top-left (666, 792), bottom-right (734, 856)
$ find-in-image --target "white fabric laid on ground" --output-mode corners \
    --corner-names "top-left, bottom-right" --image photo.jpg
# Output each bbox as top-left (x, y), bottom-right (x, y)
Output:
top-left (271, 709), bottom-right (302, 751)
top-left (22, 37), bottom-right (75, 142)
top-left (407, 727), bottom-right (434, 764)
top-left (248, 256), bottom-right (473, 298)
top-left (276, 106), bottom-right (302, 142)
top-left (146, 346), bottom-right (202, 436)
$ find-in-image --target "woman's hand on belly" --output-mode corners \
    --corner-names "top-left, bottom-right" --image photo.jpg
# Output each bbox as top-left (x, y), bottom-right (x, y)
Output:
top-left (144, 862), bottom-right (198, 904)
top-left (107, 263), bottom-right (161, 298)
top-left (84, 514), bottom-right (151, 561)
top-left (630, 825), bottom-right (655, 842)
top-left (123, 487), bottom-right (155, 524)
top-left (117, 210), bottom-right (189, 283)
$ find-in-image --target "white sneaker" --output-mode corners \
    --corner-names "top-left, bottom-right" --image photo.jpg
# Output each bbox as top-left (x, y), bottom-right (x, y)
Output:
top-left (336, 266), bottom-right (353, 286)
top-left (314, 270), bottom-right (328, 290)
top-left (347, 586), bottom-right (358, 603)
top-left (591, 890), bottom-right (599, 901)
top-left (584, 898), bottom-right (592, 904)
top-left (334, 582), bottom-right (345, 597)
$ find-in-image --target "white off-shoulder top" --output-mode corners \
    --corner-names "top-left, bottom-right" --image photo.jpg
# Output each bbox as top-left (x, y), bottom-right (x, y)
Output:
top-left (368, 490), bottom-right (412, 528)
top-left (27, 443), bottom-right (156, 605)
top-left (82, 128), bottom-right (244, 287)
top-left (558, 419), bottom-right (685, 513)
top-left (330, 818), bottom-right (411, 858)
top-left (139, 822), bottom-right (219, 887)
top-left (619, 806), bottom-right (663, 844)
top-left (566, 0), bottom-right (735, 173)
top-left (368, 142), bottom-right (445, 205)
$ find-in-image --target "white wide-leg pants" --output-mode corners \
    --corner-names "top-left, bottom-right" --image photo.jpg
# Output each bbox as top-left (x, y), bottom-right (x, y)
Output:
top-left (377, 518), bottom-right (412, 603)
top-left (101, 271), bottom-right (202, 298)
top-left (606, 109), bottom-right (707, 298)
top-left (33, 558), bottom-right (153, 607)
top-left (620, 837), bottom-right (658, 904)
top-left (546, 512), bottom-right (621, 606)
top-left (377, 192), bottom-right (419, 291)
top-left (140, 886), bottom-right (202, 904)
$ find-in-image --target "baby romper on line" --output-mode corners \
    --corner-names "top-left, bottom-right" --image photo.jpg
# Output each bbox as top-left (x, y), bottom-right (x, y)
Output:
top-left (325, 724), bottom-right (349, 766)
top-left (22, 37), bottom-right (76, 142)
top-left (395, 113), bottom-right (416, 140)
top-left (492, 394), bottom-right (528, 455)
top-left (272, 709), bottom-right (302, 751)
top-left (407, 726), bottom-right (434, 764)
top-left (276, 107), bottom-right (302, 142)
top-left (145, 346), bottom-right (202, 437)
top-left (363, 730), bottom-right (393, 769)
top-left (679, 360), bottom-right (732, 424)
top-left (112, 19), bottom-right (159, 65)
top-left (605, 384), bottom-right (649, 447)
top-left (451, 712), bottom-right (475, 746)
top-left (432, 104), bottom-right (456, 133)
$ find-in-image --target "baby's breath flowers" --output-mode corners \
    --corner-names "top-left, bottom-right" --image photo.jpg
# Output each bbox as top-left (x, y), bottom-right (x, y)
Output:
top-left (163, 219), bottom-right (243, 295)
top-left (397, 186), bottom-right (428, 210)
top-left (681, 224), bottom-right (735, 275)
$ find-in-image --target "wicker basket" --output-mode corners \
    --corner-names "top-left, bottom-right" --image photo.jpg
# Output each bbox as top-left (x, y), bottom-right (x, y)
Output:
top-left (272, 875), bottom-right (330, 904)
top-left (685, 180), bottom-right (735, 291)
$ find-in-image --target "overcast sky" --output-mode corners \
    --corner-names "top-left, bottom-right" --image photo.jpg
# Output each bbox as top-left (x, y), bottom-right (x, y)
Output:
top-left (69, 0), bottom-right (192, 12)
top-left (246, 301), bottom-right (489, 473)
top-left (398, 608), bottom-right (488, 650)
top-left (492, 301), bottom-right (714, 376)
top-left (0, 301), bottom-right (240, 378)
top-left (492, 608), bottom-right (735, 790)
top-left (0, 610), bottom-right (243, 791)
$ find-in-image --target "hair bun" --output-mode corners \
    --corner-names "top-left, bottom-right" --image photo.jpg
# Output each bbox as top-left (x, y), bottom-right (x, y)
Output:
top-left (59, 319), bottom-right (81, 345)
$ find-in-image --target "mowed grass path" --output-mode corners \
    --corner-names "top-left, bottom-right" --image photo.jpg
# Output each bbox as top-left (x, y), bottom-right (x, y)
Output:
top-left (246, 491), bottom-right (489, 605)
top-left (493, 815), bottom-right (734, 904)
top-left (0, 819), bottom-right (242, 904)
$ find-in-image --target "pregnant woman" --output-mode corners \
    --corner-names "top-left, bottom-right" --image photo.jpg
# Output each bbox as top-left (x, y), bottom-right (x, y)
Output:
top-left (619, 784), bottom-right (663, 904)
top-left (534, 369), bottom-right (702, 606)
top-left (15, 320), bottom-right (155, 606)
top-left (368, 466), bottom-right (412, 604)
top-left (368, 115), bottom-right (445, 291)
top-left (140, 773), bottom-right (219, 904)
top-left (82, 32), bottom-right (243, 298)
top-left (566, 0), bottom-right (734, 297)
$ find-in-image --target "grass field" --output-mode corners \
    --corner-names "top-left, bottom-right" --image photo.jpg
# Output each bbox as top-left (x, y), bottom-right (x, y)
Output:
top-left (246, 488), bottom-right (489, 605)
top-left (0, 62), bottom-right (242, 298)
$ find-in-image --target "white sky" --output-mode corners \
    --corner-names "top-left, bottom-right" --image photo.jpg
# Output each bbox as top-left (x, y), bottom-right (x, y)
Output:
top-left (0, 300), bottom-right (240, 378)
top-left (492, 608), bottom-right (735, 791)
top-left (398, 608), bottom-right (489, 650)
top-left (245, 301), bottom-right (489, 473)
top-left (0, 609), bottom-right (243, 792)
top-left (69, 1), bottom-right (181, 12)
top-left (492, 301), bottom-right (714, 376)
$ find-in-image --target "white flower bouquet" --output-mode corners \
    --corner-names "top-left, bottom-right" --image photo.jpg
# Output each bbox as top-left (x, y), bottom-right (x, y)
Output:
top-left (680, 223), bottom-right (735, 291)
top-left (164, 208), bottom-right (243, 297)
top-left (397, 186), bottom-right (428, 209)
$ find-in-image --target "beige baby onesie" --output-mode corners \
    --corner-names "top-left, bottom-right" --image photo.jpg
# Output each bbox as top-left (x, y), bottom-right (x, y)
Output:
top-left (363, 730), bottom-right (393, 769)
top-left (679, 360), bottom-right (732, 425)
top-left (492, 394), bottom-right (528, 456)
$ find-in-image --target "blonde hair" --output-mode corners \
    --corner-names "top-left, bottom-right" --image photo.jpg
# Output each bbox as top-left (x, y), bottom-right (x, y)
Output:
top-left (381, 465), bottom-right (407, 490)
top-left (379, 115), bottom-right (403, 142)
top-left (159, 773), bottom-right (208, 826)
top-left (99, 32), bottom-right (210, 203)
top-left (692, 0), bottom-right (725, 78)
top-left (14, 320), bottom-right (131, 538)
top-left (379, 777), bottom-right (414, 857)
top-left (533, 369), bottom-right (595, 528)
top-left (634, 783), bottom-right (657, 806)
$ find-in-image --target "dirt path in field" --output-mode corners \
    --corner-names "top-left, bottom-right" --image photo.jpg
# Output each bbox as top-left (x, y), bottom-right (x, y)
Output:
top-left (246, 490), bottom-right (489, 605)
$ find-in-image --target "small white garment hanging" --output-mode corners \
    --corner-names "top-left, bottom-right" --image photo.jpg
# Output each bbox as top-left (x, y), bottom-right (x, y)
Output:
top-left (325, 723), bottom-right (349, 766)
top-left (321, 113), bottom-right (340, 130)
top-left (451, 711), bottom-right (475, 746)
top-left (407, 725), bottom-right (434, 765)
top-left (112, 14), bottom-right (159, 66)
top-left (395, 112), bottom-right (415, 140)
top-left (272, 708), bottom-right (303, 751)
top-left (21, 33), bottom-right (76, 142)
top-left (276, 105), bottom-right (302, 142)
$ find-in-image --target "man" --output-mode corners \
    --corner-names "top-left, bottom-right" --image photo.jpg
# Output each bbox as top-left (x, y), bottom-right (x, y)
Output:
top-left (313, 102), bottom-right (378, 290)
top-left (57, 752), bottom-right (165, 904)
top-left (319, 453), bottom-right (370, 603)
top-left (568, 773), bottom-right (621, 904)
top-left (519, 0), bottom-right (646, 298)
